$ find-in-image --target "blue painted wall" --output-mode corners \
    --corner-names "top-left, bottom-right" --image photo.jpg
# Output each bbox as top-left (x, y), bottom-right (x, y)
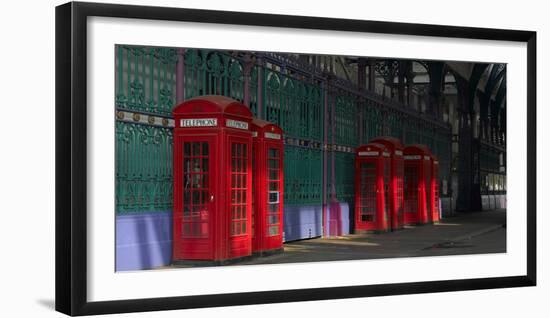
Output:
top-left (282, 205), bottom-right (323, 242)
top-left (116, 211), bottom-right (172, 271)
top-left (116, 203), bottom-right (354, 270)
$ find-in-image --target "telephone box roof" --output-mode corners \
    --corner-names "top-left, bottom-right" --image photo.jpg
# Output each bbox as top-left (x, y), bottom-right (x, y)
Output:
top-left (404, 144), bottom-right (433, 155)
top-left (370, 136), bottom-right (404, 150)
top-left (357, 143), bottom-right (389, 153)
top-left (250, 118), bottom-right (283, 134)
top-left (173, 95), bottom-right (253, 119)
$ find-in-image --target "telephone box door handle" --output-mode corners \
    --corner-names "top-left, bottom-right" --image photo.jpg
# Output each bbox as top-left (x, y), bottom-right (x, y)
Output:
top-left (210, 194), bottom-right (214, 202)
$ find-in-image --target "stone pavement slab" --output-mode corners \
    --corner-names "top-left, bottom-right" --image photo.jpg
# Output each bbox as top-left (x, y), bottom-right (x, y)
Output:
top-left (233, 209), bottom-right (506, 266)
top-left (164, 209), bottom-right (506, 269)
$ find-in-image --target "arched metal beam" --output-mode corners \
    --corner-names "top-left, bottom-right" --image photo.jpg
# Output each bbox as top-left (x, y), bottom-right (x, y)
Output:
top-left (495, 76), bottom-right (507, 108)
top-left (468, 63), bottom-right (490, 111)
top-left (427, 61), bottom-right (445, 117)
top-left (485, 64), bottom-right (506, 97)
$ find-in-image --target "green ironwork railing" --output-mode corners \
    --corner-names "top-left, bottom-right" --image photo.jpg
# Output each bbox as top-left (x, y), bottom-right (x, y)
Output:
top-left (333, 94), bottom-right (358, 147)
top-left (183, 49), bottom-right (244, 104)
top-left (283, 146), bottom-right (323, 205)
top-left (116, 45), bottom-right (178, 116)
top-left (264, 70), bottom-right (323, 141)
top-left (333, 152), bottom-right (356, 202)
top-left (115, 121), bottom-right (173, 213)
top-left (360, 101), bottom-right (383, 142)
top-left (115, 46), bottom-right (458, 213)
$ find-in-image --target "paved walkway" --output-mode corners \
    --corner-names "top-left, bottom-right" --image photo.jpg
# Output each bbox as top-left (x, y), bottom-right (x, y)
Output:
top-left (235, 209), bottom-right (506, 266)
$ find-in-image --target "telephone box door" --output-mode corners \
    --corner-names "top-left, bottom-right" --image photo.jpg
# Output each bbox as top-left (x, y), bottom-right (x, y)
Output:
top-left (227, 135), bottom-right (253, 258)
top-left (404, 163), bottom-right (419, 224)
top-left (173, 135), bottom-right (216, 260)
top-left (264, 143), bottom-right (283, 248)
top-left (356, 160), bottom-right (378, 229)
top-left (432, 160), bottom-right (440, 222)
top-left (424, 158), bottom-right (432, 223)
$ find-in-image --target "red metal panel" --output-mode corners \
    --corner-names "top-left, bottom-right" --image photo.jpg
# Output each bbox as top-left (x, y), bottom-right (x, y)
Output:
top-left (431, 156), bottom-right (440, 223)
top-left (403, 144), bottom-right (432, 225)
top-left (370, 137), bottom-right (405, 231)
top-left (251, 119), bottom-right (284, 253)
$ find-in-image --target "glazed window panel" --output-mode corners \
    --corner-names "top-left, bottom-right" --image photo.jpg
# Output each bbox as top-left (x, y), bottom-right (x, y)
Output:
top-left (230, 142), bottom-right (248, 236)
top-left (358, 162), bottom-right (376, 222)
top-left (267, 147), bottom-right (281, 236)
top-left (383, 161), bottom-right (390, 217)
top-left (433, 169), bottom-right (440, 214)
top-left (182, 141), bottom-right (209, 238)
top-left (425, 166), bottom-right (432, 215)
top-left (251, 145), bottom-right (256, 238)
top-left (396, 162), bottom-right (404, 217)
top-left (404, 165), bottom-right (418, 214)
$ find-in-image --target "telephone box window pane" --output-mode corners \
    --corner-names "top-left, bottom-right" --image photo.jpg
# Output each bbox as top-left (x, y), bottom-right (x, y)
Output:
top-left (404, 166), bottom-right (418, 214)
top-left (361, 215), bottom-right (374, 222)
top-left (202, 142), bottom-right (209, 156)
top-left (268, 214), bottom-right (279, 224)
top-left (184, 143), bottom-right (191, 156)
top-left (230, 142), bottom-right (248, 236)
top-left (183, 206), bottom-right (190, 217)
top-left (268, 159), bottom-right (278, 169)
top-left (192, 191), bottom-right (200, 205)
top-left (268, 191), bottom-right (279, 204)
top-left (269, 148), bottom-right (279, 158)
top-left (192, 143), bottom-right (201, 156)
top-left (269, 203), bottom-right (278, 212)
top-left (269, 182), bottom-right (279, 191)
top-left (183, 159), bottom-right (190, 175)
top-left (359, 162), bottom-right (376, 222)
top-left (183, 190), bottom-right (190, 204)
top-left (269, 169), bottom-right (278, 180)
top-left (268, 225), bottom-right (279, 236)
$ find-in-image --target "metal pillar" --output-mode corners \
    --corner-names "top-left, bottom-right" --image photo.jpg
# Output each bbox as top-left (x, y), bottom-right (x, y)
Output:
top-left (175, 48), bottom-right (186, 104)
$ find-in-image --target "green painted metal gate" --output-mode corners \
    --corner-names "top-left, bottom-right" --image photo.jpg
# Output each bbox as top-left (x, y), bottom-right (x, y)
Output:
top-left (115, 45), bottom-right (455, 216)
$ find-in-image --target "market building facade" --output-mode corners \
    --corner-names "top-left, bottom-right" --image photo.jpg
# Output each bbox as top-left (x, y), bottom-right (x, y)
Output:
top-left (114, 46), bottom-right (507, 271)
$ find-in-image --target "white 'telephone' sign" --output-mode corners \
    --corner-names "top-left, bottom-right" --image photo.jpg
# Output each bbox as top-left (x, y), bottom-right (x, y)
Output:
top-left (180, 118), bottom-right (217, 127)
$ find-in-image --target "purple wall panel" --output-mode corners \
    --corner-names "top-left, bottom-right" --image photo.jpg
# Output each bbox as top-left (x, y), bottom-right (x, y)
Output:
top-left (116, 211), bottom-right (172, 271)
top-left (116, 202), bottom-right (357, 270)
top-left (282, 205), bottom-right (323, 242)
top-left (325, 202), bottom-right (350, 237)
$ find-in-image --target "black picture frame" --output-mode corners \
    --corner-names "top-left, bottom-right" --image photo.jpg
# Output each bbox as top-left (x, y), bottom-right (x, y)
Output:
top-left (55, 1), bottom-right (536, 316)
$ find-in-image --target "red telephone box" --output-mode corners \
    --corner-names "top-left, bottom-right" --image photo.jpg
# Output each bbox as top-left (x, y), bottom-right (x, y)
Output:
top-left (370, 137), bottom-right (405, 231)
top-left (172, 95), bottom-right (253, 263)
top-left (403, 145), bottom-right (432, 225)
top-left (354, 143), bottom-right (390, 233)
top-left (251, 119), bottom-right (284, 254)
top-left (430, 155), bottom-right (440, 223)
